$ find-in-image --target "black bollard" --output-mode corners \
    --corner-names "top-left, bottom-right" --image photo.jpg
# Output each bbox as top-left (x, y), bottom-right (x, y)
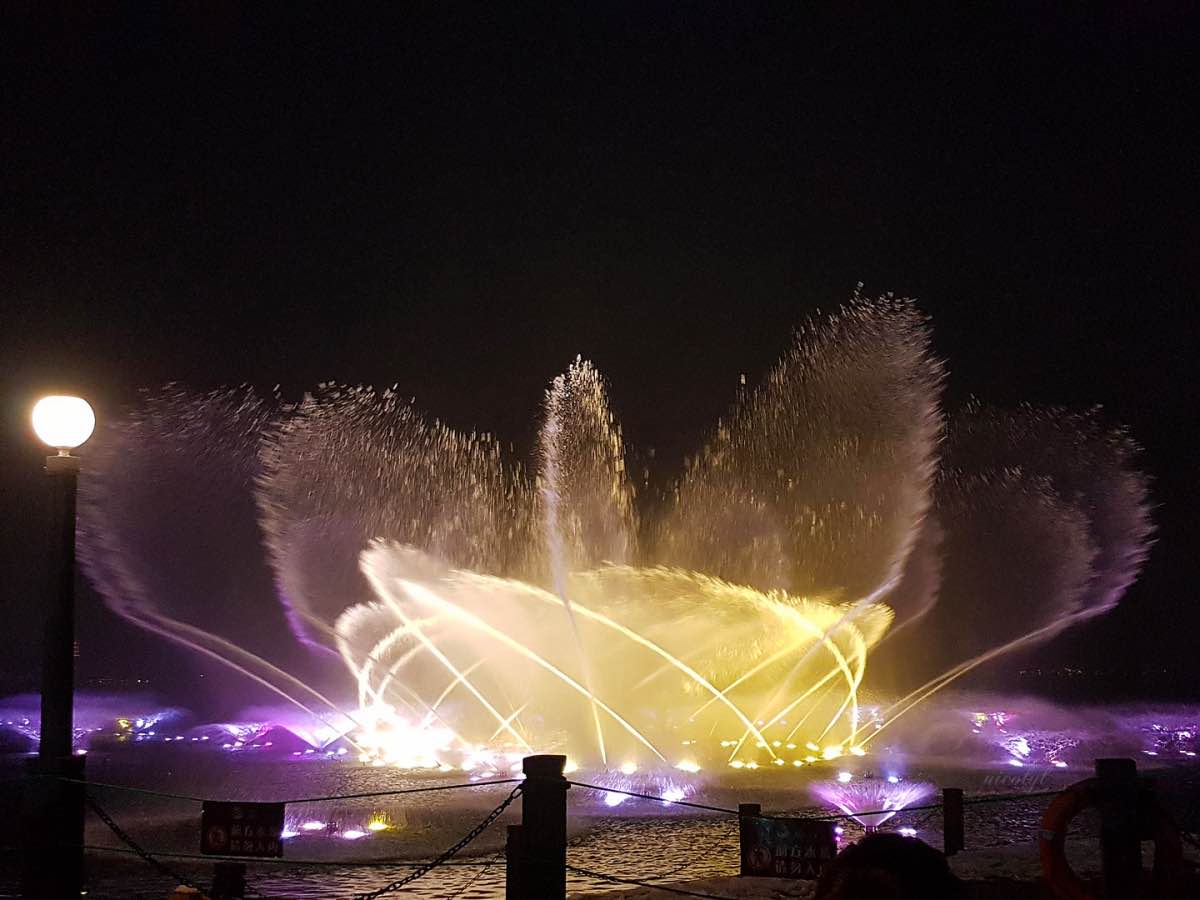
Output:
top-left (211, 861), bottom-right (247, 899)
top-left (738, 803), bottom-right (762, 876)
top-left (21, 753), bottom-right (87, 898)
top-left (1096, 757), bottom-right (1140, 898)
top-left (942, 787), bottom-right (964, 856)
top-left (505, 824), bottom-right (525, 897)
top-left (521, 755), bottom-right (569, 900)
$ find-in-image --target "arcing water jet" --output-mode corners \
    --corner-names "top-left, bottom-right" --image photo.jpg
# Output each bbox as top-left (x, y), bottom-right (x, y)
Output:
top-left (76, 292), bottom-right (1153, 769)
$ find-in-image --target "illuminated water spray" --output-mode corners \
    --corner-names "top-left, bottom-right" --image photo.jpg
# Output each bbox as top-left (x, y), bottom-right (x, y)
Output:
top-left (77, 292), bottom-right (1153, 770)
top-left (537, 359), bottom-right (637, 763)
top-left (810, 775), bottom-right (934, 830)
top-left (342, 547), bottom-right (893, 766)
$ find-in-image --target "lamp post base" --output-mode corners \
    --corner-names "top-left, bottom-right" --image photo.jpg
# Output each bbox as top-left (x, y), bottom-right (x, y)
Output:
top-left (21, 753), bottom-right (87, 898)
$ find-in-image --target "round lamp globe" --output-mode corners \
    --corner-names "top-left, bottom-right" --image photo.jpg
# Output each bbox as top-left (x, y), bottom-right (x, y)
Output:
top-left (32, 395), bottom-right (95, 453)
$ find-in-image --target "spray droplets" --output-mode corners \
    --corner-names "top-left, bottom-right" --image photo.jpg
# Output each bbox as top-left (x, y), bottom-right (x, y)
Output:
top-left (74, 292), bottom-right (1152, 764)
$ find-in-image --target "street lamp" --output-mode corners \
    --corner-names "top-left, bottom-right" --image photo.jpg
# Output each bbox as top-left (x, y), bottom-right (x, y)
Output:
top-left (32, 395), bottom-right (95, 456)
top-left (31, 395), bottom-right (93, 757)
top-left (25, 394), bottom-right (94, 898)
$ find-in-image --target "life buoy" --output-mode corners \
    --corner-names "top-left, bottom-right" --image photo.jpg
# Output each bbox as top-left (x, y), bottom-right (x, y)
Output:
top-left (1038, 777), bottom-right (1185, 900)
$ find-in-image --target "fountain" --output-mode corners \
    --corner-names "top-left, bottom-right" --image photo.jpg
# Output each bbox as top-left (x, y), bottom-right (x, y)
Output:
top-left (73, 291), bottom-right (1153, 773)
top-left (810, 774), bottom-right (935, 830)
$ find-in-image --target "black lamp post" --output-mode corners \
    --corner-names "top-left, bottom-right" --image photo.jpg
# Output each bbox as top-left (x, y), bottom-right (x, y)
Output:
top-left (24, 395), bottom-right (95, 898)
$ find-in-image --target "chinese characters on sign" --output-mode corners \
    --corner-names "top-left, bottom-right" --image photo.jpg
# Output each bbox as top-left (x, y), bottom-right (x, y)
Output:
top-left (201, 801), bottom-right (286, 858)
top-left (739, 805), bottom-right (837, 879)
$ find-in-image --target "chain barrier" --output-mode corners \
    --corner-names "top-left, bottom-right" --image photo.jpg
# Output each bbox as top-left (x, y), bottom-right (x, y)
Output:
top-left (556, 785), bottom-right (1137, 896)
top-left (568, 778), bottom-right (1067, 825)
top-left (47, 770), bottom-right (1192, 897)
top-left (446, 849), bottom-right (504, 898)
top-left (567, 780), bottom-right (742, 815)
top-left (37, 771), bottom-right (1065, 824)
top-left (86, 794), bottom-right (206, 895)
top-left (281, 777), bottom-right (523, 805)
top-left (88, 795), bottom-right (279, 898)
top-left (351, 783), bottom-right (522, 899)
top-left (51, 774), bottom-right (522, 805)
top-left (908, 805), bottom-right (942, 832)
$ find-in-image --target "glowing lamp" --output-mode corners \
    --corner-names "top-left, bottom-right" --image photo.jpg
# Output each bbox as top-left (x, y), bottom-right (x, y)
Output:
top-left (32, 396), bottom-right (95, 454)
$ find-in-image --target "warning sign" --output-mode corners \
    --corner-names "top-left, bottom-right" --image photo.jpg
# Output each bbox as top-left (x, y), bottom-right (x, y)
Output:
top-left (201, 801), bottom-right (286, 857)
top-left (740, 813), bottom-right (836, 879)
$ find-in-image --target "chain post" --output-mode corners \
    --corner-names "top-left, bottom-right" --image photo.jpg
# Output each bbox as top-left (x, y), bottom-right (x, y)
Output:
top-left (521, 754), bottom-right (569, 899)
top-left (943, 787), bottom-right (964, 855)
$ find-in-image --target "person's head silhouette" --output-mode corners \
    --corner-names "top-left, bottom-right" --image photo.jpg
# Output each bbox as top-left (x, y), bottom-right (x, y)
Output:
top-left (816, 832), bottom-right (964, 900)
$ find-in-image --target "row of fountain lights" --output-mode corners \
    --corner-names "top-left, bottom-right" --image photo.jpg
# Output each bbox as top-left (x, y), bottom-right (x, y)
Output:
top-left (33, 711), bottom-right (1196, 771)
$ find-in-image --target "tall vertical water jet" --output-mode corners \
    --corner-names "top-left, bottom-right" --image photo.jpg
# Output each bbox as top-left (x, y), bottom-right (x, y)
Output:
top-left (539, 357), bottom-right (637, 575)
top-left (538, 358), bottom-right (638, 762)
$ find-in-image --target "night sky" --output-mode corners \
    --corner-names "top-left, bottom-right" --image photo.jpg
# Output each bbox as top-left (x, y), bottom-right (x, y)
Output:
top-left (1, 5), bottom-right (1197, 700)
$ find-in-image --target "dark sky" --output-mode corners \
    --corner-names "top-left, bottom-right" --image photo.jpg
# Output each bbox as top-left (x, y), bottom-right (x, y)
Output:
top-left (1, 5), bottom-right (1197, 699)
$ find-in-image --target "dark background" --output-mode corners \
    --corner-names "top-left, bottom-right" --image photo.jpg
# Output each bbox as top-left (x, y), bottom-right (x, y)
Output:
top-left (1, 4), bottom-right (1196, 702)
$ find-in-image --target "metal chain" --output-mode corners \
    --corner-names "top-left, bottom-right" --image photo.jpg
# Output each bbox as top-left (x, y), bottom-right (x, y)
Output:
top-left (88, 794), bottom-right (273, 899)
top-left (629, 817), bottom-right (739, 883)
top-left (352, 784), bottom-right (522, 899)
top-left (445, 849), bottom-right (504, 898)
top-left (87, 794), bottom-right (203, 894)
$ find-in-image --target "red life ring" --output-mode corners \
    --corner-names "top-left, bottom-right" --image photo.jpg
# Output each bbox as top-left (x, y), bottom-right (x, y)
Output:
top-left (1038, 777), bottom-right (1185, 900)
